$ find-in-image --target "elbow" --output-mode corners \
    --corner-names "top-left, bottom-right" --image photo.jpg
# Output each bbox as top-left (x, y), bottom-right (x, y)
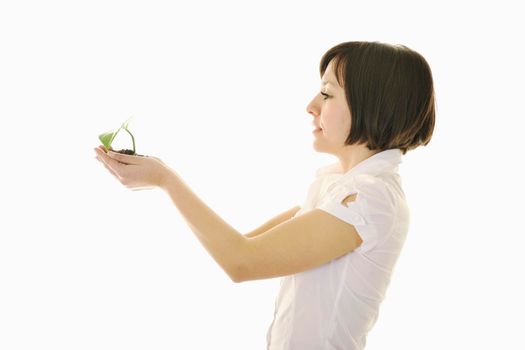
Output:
top-left (230, 263), bottom-right (245, 283)
top-left (230, 240), bottom-right (250, 283)
top-left (231, 273), bottom-right (242, 283)
top-left (231, 246), bottom-right (252, 282)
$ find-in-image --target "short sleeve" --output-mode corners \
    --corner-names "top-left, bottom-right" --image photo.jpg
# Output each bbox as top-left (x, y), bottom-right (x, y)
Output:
top-left (317, 175), bottom-right (396, 254)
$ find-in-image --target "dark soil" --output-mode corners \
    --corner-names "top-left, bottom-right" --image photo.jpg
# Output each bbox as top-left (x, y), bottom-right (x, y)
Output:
top-left (111, 148), bottom-right (145, 157)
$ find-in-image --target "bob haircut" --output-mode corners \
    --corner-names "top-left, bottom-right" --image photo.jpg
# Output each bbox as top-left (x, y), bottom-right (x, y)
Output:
top-left (319, 41), bottom-right (436, 155)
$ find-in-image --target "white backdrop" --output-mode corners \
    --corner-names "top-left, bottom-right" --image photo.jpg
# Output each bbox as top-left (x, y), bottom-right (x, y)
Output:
top-left (1, 0), bottom-right (523, 349)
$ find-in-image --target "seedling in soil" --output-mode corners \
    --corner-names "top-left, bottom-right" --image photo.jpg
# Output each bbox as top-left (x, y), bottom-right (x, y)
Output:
top-left (98, 117), bottom-right (144, 156)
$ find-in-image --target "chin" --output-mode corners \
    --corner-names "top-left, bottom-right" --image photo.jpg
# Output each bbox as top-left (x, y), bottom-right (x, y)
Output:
top-left (312, 143), bottom-right (330, 154)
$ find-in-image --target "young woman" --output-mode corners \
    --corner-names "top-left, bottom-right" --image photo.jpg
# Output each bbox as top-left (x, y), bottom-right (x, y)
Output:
top-left (94, 40), bottom-right (435, 350)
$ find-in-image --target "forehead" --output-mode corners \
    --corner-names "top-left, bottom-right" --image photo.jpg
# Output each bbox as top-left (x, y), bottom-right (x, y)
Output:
top-left (321, 62), bottom-right (339, 86)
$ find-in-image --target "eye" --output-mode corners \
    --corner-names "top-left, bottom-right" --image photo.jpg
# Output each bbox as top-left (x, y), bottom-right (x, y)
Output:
top-left (320, 92), bottom-right (330, 100)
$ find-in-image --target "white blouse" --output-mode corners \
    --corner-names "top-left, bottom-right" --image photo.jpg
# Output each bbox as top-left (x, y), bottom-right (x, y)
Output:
top-left (266, 148), bottom-right (410, 350)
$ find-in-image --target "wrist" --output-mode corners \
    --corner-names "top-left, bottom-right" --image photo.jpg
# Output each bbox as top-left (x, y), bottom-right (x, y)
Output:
top-left (159, 165), bottom-right (176, 191)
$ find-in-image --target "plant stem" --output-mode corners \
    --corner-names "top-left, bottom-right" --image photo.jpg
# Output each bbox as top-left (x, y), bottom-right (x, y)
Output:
top-left (124, 128), bottom-right (136, 154)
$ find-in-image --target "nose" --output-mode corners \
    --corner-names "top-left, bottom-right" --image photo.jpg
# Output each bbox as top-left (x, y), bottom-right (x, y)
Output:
top-left (306, 95), bottom-right (320, 118)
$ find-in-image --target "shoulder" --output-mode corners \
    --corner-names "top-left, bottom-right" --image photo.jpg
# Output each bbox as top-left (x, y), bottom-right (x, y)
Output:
top-left (340, 174), bottom-right (394, 203)
top-left (328, 174), bottom-right (399, 223)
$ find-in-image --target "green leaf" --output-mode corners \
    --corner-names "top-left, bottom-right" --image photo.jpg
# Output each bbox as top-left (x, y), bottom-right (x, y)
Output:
top-left (98, 116), bottom-right (135, 152)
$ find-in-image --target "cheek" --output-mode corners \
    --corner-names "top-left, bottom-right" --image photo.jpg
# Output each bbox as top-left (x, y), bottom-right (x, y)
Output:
top-left (320, 106), bottom-right (336, 127)
top-left (325, 115), bottom-right (351, 142)
top-left (323, 109), bottom-right (347, 131)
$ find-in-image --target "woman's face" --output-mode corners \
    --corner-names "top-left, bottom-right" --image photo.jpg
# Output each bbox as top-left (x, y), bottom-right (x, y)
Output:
top-left (306, 61), bottom-right (351, 154)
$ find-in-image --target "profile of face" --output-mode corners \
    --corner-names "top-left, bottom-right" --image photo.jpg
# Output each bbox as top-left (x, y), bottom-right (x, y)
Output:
top-left (306, 61), bottom-right (352, 154)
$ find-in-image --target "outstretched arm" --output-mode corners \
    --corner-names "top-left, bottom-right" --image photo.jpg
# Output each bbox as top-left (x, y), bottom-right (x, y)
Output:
top-left (95, 147), bottom-right (249, 282)
top-left (159, 169), bottom-right (247, 282)
top-left (95, 149), bottom-right (362, 285)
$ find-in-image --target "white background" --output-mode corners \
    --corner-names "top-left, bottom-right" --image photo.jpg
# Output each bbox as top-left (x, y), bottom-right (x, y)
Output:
top-left (1, 0), bottom-right (524, 349)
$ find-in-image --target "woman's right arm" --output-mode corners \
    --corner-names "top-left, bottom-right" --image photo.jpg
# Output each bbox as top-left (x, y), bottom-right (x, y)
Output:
top-left (244, 205), bottom-right (301, 238)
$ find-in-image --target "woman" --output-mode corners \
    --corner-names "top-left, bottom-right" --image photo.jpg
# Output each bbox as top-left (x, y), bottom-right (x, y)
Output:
top-left (94, 40), bottom-right (435, 350)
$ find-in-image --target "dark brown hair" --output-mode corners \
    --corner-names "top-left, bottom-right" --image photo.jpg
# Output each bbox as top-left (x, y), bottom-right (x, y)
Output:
top-left (320, 41), bottom-right (435, 155)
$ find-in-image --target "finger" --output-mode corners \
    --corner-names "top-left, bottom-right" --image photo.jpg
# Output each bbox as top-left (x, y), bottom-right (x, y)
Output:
top-left (107, 150), bottom-right (142, 165)
top-left (94, 147), bottom-right (106, 155)
top-left (97, 155), bottom-right (122, 180)
top-left (95, 149), bottom-right (122, 176)
top-left (96, 148), bottom-right (127, 169)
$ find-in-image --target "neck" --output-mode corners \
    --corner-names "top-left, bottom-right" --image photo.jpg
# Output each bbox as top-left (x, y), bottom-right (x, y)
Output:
top-left (336, 145), bottom-right (380, 174)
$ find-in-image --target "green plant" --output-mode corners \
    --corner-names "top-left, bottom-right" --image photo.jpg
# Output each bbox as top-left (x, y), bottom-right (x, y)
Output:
top-left (98, 117), bottom-right (137, 155)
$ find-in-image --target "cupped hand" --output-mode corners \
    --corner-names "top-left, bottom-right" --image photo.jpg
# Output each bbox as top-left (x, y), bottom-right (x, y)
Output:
top-left (94, 145), bottom-right (171, 191)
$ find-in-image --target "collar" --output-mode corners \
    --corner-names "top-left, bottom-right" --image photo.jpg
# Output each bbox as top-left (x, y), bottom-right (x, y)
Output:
top-left (315, 148), bottom-right (403, 179)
